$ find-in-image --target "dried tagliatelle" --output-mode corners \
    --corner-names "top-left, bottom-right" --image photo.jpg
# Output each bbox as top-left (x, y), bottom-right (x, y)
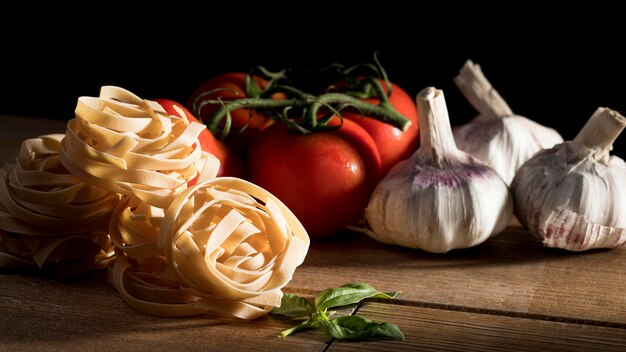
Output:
top-left (109, 196), bottom-right (164, 269)
top-left (108, 177), bottom-right (310, 319)
top-left (0, 134), bottom-right (119, 277)
top-left (60, 86), bottom-right (219, 209)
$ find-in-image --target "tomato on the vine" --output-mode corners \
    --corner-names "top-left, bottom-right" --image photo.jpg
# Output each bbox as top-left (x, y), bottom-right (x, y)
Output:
top-left (338, 80), bottom-right (419, 176)
top-left (155, 98), bottom-right (245, 179)
top-left (247, 119), bottom-right (382, 239)
top-left (186, 72), bottom-right (284, 132)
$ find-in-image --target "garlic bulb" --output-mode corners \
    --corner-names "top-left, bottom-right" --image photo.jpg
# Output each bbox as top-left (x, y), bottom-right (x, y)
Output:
top-left (453, 60), bottom-right (563, 184)
top-left (512, 107), bottom-right (626, 251)
top-left (365, 87), bottom-right (513, 253)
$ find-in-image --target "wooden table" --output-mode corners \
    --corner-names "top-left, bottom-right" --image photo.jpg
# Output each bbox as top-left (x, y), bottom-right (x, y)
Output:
top-left (1, 115), bottom-right (625, 351)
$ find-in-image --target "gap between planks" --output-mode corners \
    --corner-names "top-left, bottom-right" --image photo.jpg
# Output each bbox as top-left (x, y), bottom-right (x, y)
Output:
top-left (363, 297), bottom-right (626, 330)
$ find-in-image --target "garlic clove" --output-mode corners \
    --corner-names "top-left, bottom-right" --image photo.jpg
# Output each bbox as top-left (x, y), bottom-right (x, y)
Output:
top-left (453, 60), bottom-right (563, 185)
top-left (512, 107), bottom-right (626, 251)
top-left (365, 87), bottom-right (513, 253)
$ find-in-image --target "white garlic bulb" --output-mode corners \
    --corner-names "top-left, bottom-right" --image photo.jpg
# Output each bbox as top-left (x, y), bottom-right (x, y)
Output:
top-left (453, 60), bottom-right (563, 185)
top-left (365, 87), bottom-right (513, 253)
top-left (512, 107), bottom-right (626, 251)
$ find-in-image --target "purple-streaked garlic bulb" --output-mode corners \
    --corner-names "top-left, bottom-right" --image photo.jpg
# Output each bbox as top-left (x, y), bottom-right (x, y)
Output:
top-left (512, 107), bottom-right (626, 251)
top-left (365, 87), bottom-right (513, 253)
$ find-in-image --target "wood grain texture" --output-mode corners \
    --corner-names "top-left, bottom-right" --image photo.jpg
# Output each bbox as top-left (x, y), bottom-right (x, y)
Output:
top-left (2, 114), bottom-right (626, 351)
top-left (288, 229), bottom-right (626, 325)
top-left (327, 302), bottom-right (626, 352)
top-left (0, 270), bottom-right (328, 352)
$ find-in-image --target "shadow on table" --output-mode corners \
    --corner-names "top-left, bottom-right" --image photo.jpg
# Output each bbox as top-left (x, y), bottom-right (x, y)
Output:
top-left (307, 226), bottom-right (617, 270)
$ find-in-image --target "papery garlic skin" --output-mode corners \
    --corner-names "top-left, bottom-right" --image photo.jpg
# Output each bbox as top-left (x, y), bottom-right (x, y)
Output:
top-left (453, 116), bottom-right (563, 185)
top-left (108, 177), bottom-right (309, 319)
top-left (367, 157), bottom-right (512, 253)
top-left (453, 60), bottom-right (563, 185)
top-left (60, 86), bottom-right (219, 209)
top-left (365, 88), bottom-right (513, 253)
top-left (0, 134), bottom-right (118, 276)
top-left (512, 108), bottom-right (626, 251)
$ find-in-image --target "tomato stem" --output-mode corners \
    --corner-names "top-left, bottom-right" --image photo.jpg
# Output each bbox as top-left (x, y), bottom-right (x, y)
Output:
top-left (204, 87), bottom-right (411, 137)
top-left (206, 98), bottom-right (310, 138)
top-left (246, 66), bottom-right (288, 98)
top-left (200, 67), bottom-right (411, 137)
top-left (305, 92), bottom-right (411, 132)
top-left (373, 51), bottom-right (394, 98)
top-left (361, 76), bottom-right (392, 104)
top-left (260, 85), bottom-right (316, 100)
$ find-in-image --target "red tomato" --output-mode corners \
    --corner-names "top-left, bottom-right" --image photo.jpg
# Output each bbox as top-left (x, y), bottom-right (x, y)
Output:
top-left (339, 80), bottom-right (419, 176)
top-left (247, 119), bottom-right (382, 239)
top-left (154, 98), bottom-right (245, 179)
top-left (187, 72), bottom-right (284, 132)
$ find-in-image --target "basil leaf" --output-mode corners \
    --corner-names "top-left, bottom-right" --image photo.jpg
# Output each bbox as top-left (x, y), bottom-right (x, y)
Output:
top-left (315, 283), bottom-right (400, 311)
top-left (324, 315), bottom-right (404, 341)
top-left (271, 294), bottom-right (314, 318)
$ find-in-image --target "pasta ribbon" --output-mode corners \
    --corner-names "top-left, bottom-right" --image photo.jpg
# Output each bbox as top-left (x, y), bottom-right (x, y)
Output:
top-left (60, 86), bottom-right (219, 208)
top-left (0, 134), bottom-right (119, 277)
top-left (108, 177), bottom-right (309, 319)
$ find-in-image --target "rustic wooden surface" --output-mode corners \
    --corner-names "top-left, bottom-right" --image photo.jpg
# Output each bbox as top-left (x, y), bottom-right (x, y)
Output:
top-left (1, 115), bottom-right (625, 351)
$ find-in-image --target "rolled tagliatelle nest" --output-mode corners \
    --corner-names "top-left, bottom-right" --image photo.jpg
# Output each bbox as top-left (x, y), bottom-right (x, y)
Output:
top-left (0, 134), bottom-right (120, 277)
top-left (108, 177), bottom-right (310, 319)
top-left (1, 86), bottom-right (311, 319)
top-left (59, 86), bottom-right (218, 209)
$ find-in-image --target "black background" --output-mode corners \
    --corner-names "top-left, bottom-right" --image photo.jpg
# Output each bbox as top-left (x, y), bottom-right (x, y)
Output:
top-left (2, 7), bottom-right (624, 156)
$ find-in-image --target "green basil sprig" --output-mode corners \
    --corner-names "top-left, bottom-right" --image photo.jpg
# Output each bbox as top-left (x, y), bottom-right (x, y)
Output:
top-left (271, 283), bottom-right (404, 341)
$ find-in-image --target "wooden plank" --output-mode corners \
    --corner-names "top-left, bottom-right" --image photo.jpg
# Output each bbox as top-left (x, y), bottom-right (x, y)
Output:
top-left (0, 115), bottom-right (67, 164)
top-left (0, 269), bottom-right (328, 352)
top-left (1, 113), bottom-right (625, 350)
top-left (327, 302), bottom-right (626, 352)
top-left (288, 229), bottom-right (626, 325)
